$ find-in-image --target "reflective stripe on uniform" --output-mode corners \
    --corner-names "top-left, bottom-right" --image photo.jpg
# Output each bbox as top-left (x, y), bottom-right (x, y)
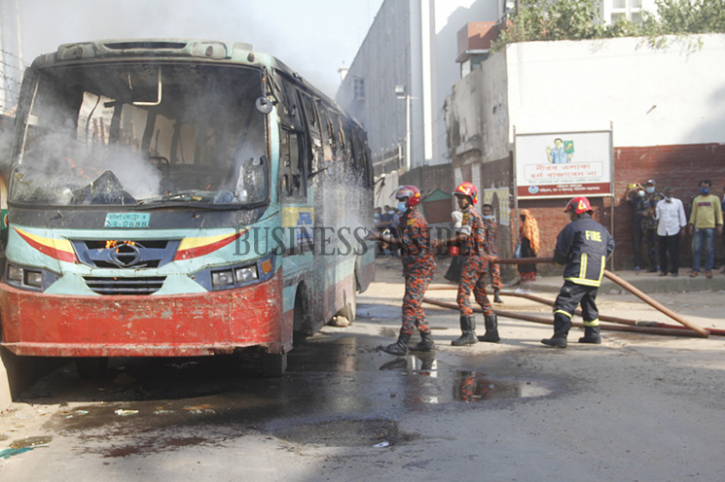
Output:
top-left (553, 309), bottom-right (573, 319)
top-left (598, 255), bottom-right (606, 282)
top-left (579, 253), bottom-right (588, 280)
top-left (583, 319), bottom-right (600, 327)
top-left (564, 277), bottom-right (602, 287)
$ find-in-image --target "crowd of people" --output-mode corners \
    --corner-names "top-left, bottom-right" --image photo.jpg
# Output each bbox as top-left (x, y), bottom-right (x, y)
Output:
top-left (625, 179), bottom-right (724, 278)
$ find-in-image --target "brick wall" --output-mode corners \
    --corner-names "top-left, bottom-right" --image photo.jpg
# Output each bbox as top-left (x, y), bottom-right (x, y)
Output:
top-left (613, 143), bottom-right (725, 270)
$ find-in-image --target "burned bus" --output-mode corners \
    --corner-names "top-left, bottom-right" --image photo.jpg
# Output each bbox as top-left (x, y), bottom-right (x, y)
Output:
top-left (0, 39), bottom-right (375, 377)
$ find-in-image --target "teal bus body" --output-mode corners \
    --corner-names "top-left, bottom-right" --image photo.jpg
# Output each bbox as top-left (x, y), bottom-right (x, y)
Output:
top-left (0, 39), bottom-right (375, 376)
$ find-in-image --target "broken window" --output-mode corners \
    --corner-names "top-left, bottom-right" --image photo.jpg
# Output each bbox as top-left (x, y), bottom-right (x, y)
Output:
top-left (13, 63), bottom-right (268, 207)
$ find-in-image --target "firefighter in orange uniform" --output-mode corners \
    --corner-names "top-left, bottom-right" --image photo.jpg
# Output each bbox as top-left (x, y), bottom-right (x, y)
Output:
top-left (433, 182), bottom-right (499, 345)
top-left (370, 185), bottom-right (437, 355)
top-left (542, 196), bottom-right (615, 348)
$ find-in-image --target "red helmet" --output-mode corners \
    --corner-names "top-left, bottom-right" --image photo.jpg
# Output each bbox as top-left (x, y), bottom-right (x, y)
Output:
top-left (394, 185), bottom-right (422, 207)
top-left (453, 182), bottom-right (478, 204)
top-left (565, 196), bottom-right (593, 214)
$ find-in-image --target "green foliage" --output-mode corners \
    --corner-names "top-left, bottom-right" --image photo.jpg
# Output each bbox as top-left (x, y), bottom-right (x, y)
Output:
top-left (492, 0), bottom-right (725, 51)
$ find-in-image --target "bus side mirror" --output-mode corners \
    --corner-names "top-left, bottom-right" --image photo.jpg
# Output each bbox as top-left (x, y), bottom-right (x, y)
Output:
top-left (255, 97), bottom-right (274, 115)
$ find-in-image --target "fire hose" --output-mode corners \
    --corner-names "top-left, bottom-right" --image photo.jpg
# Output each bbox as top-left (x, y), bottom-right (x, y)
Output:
top-left (428, 256), bottom-right (711, 338)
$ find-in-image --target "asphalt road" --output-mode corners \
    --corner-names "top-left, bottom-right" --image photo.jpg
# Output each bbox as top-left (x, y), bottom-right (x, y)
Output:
top-left (1, 259), bottom-right (724, 481)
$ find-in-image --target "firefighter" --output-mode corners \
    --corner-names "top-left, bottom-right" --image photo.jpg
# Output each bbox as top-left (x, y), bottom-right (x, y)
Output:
top-left (432, 182), bottom-right (499, 345)
top-left (481, 203), bottom-right (504, 303)
top-left (369, 185), bottom-right (437, 355)
top-left (542, 196), bottom-right (615, 348)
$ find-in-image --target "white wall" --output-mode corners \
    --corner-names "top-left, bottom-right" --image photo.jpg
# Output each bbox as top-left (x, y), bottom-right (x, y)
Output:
top-left (506, 34), bottom-right (725, 147)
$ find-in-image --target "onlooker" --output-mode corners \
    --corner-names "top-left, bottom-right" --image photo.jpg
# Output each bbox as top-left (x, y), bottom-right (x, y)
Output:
top-left (624, 183), bottom-right (646, 271)
top-left (688, 180), bottom-right (723, 278)
top-left (655, 187), bottom-right (687, 277)
top-left (518, 209), bottom-right (540, 282)
top-left (379, 205), bottom-right (395, 256)
top-left (641, 180), bottom-right (665, 272)
top-left (444, 211), bottom-right (465, 283)
top-left (722, 186), bottom-right (725, 274)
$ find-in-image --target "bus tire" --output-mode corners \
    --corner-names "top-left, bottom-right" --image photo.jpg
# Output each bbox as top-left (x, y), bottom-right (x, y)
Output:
top-left (335, 285), bottom-right (356, 326)
top-left (292, 284), bottom-right (312, 346)
top-left (262, 352), bottom-right (287, 378)
top-left (75, 357), bottom-right (109, 379)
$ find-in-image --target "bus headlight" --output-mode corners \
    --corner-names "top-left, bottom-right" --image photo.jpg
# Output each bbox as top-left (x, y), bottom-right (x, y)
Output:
top-left (211, 270), bottom-right (235, 288)
top-left (25, 271), bottom-right (44, 288)
top-left (235, 265), bottom-right (258, 283)
top-left (5, 264), bottom-right (58, 291)
top-left (7, 265), bottom-right (23, 283)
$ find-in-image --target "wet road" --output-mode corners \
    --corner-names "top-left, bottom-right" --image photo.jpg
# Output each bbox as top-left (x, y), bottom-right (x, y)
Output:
top-left (2, 274), bottom-right (725, 481)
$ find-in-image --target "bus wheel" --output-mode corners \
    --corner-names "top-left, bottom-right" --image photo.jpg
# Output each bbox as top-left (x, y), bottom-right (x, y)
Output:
top-left (292, 284), bottom-right (311, 346)
top-left (75, 357), bottom-right (109, 379)
top-left (337, 286), bottom-right (357, 325)
top-left (262, 352), bottom-right (287, 378)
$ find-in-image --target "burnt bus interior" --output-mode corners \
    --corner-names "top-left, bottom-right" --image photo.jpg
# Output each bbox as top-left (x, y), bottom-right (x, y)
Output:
top-left (13, 63), bottom-right (269, 207)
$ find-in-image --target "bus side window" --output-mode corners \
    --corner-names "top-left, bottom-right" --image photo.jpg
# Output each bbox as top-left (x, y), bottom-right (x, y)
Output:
top-left (316, 102), bottom-right (335, 163)
top-left (298, 91), bottom-right (321, 174)
top-left (280, 128), bottom-right (305, 198)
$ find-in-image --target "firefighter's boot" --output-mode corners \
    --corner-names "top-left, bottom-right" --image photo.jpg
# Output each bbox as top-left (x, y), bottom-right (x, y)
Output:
top-left (493, 288), bottom-right (504, 304)
top-left (410, 331), bottom-right (435, 352)
top-left (541, 313), bottom-right (571, 348)
top-left (382, 332), bottom-right (411, 356)
top-left (578, 325), bottom-right (601, 344)
top-left (477, 314), bottom-right (500, 343)
top-left (452, 315), bottom-right (478, 346)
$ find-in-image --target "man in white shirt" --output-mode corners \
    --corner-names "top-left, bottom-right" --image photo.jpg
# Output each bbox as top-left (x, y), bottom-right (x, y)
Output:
top-left (655, 187), bottom-right (687, 276)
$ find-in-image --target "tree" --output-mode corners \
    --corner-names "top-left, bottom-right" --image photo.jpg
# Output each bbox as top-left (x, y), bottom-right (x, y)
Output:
top-left (493, 0), bottom-right (725, 50)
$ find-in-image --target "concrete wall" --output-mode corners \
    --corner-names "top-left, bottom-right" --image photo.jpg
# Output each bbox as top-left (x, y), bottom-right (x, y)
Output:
top-left (506, 35), bottom-right (725, 147)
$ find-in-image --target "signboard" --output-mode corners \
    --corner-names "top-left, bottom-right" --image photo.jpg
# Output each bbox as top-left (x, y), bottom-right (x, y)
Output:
top-left (515, 131), bottom-right (612, 199)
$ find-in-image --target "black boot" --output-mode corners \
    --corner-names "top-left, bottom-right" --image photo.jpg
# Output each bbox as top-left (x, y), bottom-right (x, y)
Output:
top-left (410, 331), bottom-right (435, 351)
top-left (452, 315), bottom-right (478, 346)
top-left (477, 314), bottom-right (500, 343)
top-left (493, 288), bottom-right (504, 304)
top-left (382, 333), bottom-right (411, 356)
top-left (541, 313), bottom-right (571, 348)
top-left (579, 326), bottom-right (601, 344)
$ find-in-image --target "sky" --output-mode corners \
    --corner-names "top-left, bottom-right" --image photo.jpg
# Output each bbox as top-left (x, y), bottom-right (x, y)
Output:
top-left (15, 0), bottom-right (386, 98)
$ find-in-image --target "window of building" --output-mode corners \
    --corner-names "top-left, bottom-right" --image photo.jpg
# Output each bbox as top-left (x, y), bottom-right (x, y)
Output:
top-left (609, 0), bottom-right (644, 23)
top-left (353, 78), bottom-right (365, 100)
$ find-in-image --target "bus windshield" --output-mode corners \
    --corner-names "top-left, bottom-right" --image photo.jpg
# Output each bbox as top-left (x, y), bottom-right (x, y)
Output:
top-left (11, 63), bottom-right (269, 208)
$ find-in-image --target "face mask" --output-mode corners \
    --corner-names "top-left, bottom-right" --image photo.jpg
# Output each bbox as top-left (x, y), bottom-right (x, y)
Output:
top-left (397, 201), bottom-right (407, 212)
top-left (665, 197), bottom-right (672, 202)
top-left (637, 190), bottom-right (645, 197)
top-left (482, 215), bottom-right (495, 221)
top-left (701, 187), bottom-right (710, 195)
top-left (374, 213), bottom-right (380, 219)
top-left (646, 187), bottom-right (655, 194)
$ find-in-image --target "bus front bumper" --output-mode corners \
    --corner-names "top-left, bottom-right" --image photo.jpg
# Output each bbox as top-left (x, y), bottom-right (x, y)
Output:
top-left (0, 272), bottom-right (290, 357)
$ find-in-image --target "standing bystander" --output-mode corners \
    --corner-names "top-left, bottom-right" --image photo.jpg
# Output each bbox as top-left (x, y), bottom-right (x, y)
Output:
top-left (624, 183), bottom-right (646, 271)
top-left (517, 210), bottom-right (540, 282)
top-left (655, 187), bottom-right (687, 277)
top-left (688, 180), bottom-right (723, 278)
top-left (641, 180), bottom-right (665, 272)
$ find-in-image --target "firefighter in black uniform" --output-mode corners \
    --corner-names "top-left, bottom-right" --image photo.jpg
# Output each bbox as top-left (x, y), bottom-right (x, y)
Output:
top-left (541, 196), bottom-right (615, 348)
